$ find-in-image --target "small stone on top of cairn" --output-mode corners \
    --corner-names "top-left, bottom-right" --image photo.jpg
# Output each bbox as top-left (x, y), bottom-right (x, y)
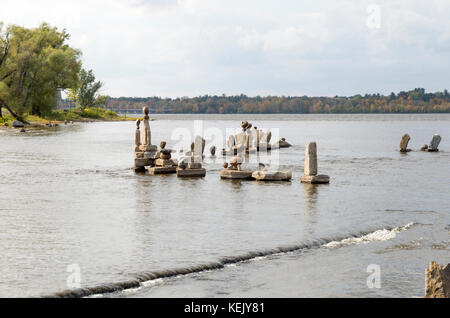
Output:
top-left (300, 142), bottom-right (330, 184)
top-left (422, 134), bottom-right (442, 152)
top-left (399, 134), bottom-right (412, 153)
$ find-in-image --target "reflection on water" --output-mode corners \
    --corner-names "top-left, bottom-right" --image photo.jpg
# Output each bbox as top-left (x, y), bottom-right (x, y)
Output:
top-left (0, 114), bottom-right (449, 298)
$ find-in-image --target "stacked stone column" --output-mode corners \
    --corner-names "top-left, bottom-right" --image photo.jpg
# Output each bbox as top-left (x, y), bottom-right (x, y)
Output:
top-left (301, 142), bottom-right (330, 184)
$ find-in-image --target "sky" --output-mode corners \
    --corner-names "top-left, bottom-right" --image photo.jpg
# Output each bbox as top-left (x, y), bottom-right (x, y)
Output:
top-left (1, 0), bottom-right (450, 98)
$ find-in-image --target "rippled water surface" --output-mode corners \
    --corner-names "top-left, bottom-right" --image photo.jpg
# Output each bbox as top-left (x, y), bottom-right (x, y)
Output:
top-left (0, 114), bottom-right (449, 298)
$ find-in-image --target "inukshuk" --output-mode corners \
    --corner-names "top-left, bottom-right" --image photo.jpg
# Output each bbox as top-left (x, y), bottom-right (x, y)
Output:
top-left (177, 136), bottom-right (207, 178)
top-left (300, 142), bottom-right (330, 184)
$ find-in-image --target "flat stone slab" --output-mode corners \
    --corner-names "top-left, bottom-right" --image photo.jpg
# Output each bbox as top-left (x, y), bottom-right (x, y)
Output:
top-left (139, 145), bottom-right (158, 152)
top-left (177, 168), bottom-right (206, 178)
top-left (220, 170), bottom-right (254, 180)
top-left (134, 158), bottom-right (154, 167)
top-left (301, 175), bottom-right (330, 184)
top-left (155, 159), bottom-right (176, 166)
top-left (187, 162), bottom-right (202, 169)
top-left (148, 166), bottom-right (177, 175)
top-left (252, 171), bottom-right (292, 181)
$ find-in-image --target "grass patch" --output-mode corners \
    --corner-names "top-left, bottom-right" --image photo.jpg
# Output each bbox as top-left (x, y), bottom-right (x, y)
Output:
top-left (1, 107), bottom-right (134, 126)
top-left (0, 110), bottom-right (15, 126)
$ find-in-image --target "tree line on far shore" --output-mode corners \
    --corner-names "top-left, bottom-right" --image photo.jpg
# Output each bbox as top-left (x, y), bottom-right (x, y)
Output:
top-left (0, 22), bottom-right (106, 123)
top-left (107, 88), bottom-right (450, 114)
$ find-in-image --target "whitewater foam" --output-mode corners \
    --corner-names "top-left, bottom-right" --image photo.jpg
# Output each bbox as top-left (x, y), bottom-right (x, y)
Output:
top-left (325, 223), bottom-right (416, 248)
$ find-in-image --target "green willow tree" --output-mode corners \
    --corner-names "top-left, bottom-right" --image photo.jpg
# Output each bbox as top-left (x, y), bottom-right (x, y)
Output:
top-left (68, 69), bottom-right (108, 108)
top-left (0, 22), bottom-right (81, 121)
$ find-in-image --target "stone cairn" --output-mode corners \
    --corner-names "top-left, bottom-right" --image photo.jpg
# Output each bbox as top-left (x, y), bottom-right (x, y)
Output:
top-left (177, 136), bottom-right (207, 178)
top-left (425, 262), bottom-right (450, 298)
top-left (399, 134), bottom-right (412, 153)
top-left (149, 140), bottom-right (177, 175)
top-left (300, 142), bottom-right (330, 184)
top-left (421, 134), bottom-right (442, 152)
top-left (220, 154), bottom-right (254, 180)
top-left (133, 107), bottom-right (158, 172)
top-left (222, 121), bottom-right (291, 156)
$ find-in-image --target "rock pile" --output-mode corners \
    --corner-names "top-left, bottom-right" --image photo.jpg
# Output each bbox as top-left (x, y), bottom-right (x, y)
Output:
top-left (222, 121), bottom-right (291, 155)
top-left (149, 142), bottom-right (177, 175)
top-left (177, 136), bottom-right (207, 178)
top-left (220, 155), bottom-right (253, 180)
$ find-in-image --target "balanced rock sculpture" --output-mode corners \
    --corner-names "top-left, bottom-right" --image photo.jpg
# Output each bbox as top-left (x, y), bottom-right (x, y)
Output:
top-left (300, 142), bottom-right (330, 184)
top-left (220, 155), bottom-right (253, 180)
top-left (149, 149), bottom-right (177, 175)
top-left (177, 136), bottom-right (207, 178)
top-left (133, 110), bottom-right (158, 172)
top-left (399, 134), bottom-right (412, 153)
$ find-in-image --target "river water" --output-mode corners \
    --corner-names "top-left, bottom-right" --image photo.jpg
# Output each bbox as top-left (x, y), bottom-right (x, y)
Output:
top-left (0, 114), bottom-right (449, 298)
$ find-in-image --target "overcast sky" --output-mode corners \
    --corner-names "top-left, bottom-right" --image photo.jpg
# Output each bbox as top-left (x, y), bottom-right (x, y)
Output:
top-left (1, 0), bottom-right (450, 97)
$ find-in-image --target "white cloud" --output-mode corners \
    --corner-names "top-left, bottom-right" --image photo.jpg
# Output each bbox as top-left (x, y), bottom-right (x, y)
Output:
top-left (1, 0), bottom-right (450, 97)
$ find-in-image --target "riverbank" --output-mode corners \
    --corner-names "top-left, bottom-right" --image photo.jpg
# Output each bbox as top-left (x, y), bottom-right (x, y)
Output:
top-left (0, 107), bottom-right (138, 129)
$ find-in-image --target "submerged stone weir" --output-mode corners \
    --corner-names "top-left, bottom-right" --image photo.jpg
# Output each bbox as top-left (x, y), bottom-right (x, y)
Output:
top-left (42, 225), bottom-right (410, 299)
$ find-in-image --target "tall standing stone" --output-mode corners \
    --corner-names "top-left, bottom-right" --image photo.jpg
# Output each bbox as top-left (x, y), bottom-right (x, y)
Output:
top-left (301, 142), bottom-right (329, 184)
top-left (227, 135), bottom-right (235, 150)
top-left (142, 107), bottom-right (152, 146)
top-left (429, 134), bottom-right (442, 151)
top-left (135, 120), bottom-right (141, 152)
top-left (399, 134), bottom-right (411, 153)
top-left (304, 142), bottom-right (318, 176)
top-left (194, 136), bottom-right (205, 158)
